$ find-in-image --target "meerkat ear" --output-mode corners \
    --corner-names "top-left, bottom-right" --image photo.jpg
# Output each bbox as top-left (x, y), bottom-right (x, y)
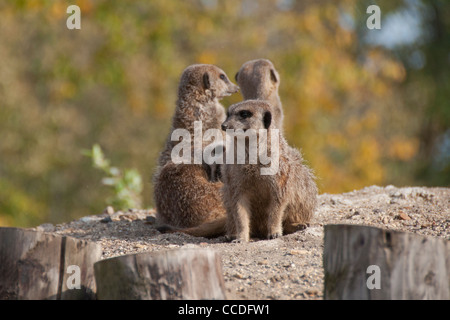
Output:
top-left (234, 71), bottom-right (239, 82)
top-left (270, 69), bottom-right (278, 83)
top-left (202, 72), bottom-right (210, 90)
top-left (263, 111), bottom-right (272, 129)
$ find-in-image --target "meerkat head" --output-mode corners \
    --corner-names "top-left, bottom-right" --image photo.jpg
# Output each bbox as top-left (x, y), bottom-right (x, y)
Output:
top-left (221, 100), bottom-right (273, 132)
top-left (234, 59), bottom-right (280, 101)
top-left (178, 64), bottom-right (239, 101)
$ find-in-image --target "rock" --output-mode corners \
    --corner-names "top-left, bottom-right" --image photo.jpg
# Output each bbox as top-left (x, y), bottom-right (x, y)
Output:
top-left (104, 206), bottom-right (115, 215)
top-left (100, 216), bottom-right (112, 223)
top-left (79, 216), bottom-right (101, 223)
top-left (396, 212), bottom-right (411, 220)
top-left (306, 289), bottom-right (320, 296)
top-left (35, 223), bottom-right (55, 232)
top-left (145, 215), bottom-right (157, 224)
top-left (288, 249), bottom-right (308, 255)
top-left (110, 211), bottom-right (123, 221)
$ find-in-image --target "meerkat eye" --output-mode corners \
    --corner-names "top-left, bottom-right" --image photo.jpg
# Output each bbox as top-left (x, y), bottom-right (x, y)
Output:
top-left (219, 74), bottom-right (226, 81)
top-left (239, 110), bottom-right (253, 119)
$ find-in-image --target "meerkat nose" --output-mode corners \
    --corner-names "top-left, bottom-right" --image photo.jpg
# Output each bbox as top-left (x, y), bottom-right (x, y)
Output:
top-left (221, 123), bottom-right (228, 131)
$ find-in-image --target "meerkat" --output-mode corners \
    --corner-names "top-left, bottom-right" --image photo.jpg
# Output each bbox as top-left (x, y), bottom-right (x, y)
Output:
top-left (163, 100), bottom-right (317, 240)
top-left (221, 100), bottom-right (317, 242)
top-left (204, 59), bottom-right (284, 183)
top-left (153, 64), bottom-right (239, 229)
top-left (157, 64), bottom-right (238, 168)
top-left (235, 59), bottom-right (284, 130)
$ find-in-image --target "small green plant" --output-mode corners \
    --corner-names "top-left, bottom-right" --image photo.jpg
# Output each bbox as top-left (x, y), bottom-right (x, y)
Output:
top-left (83, 144), bottom-right (143, 210)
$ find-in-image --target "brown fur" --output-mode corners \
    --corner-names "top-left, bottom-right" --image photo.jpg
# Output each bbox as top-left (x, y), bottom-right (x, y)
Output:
top-left (157, 64), bottom-right (238, 168)
top-left (235, 59), bottom-right (284, 130)
top-left (153, 64), bottom-right (238, 229)
top-left (221, 100), bottom-right (317, 242)
top-left (163, 100), bottom-right (318, 240)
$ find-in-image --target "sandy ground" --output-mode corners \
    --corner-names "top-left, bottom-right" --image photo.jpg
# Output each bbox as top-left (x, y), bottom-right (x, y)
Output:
top-left (40, 185), bottom-right (449, 300)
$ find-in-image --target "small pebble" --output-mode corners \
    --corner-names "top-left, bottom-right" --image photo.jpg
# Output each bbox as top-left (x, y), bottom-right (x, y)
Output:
top-left (104, 206), bottom-right (115, 215)
top-left (101, 216), bottom-right (112, 223)
top-left (145, 216), bottom-right (157, 224)
top-left (396, 212), bottom-right (411, 220)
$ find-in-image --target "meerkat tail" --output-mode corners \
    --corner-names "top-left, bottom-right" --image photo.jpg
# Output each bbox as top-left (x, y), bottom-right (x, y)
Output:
top-left (155, 224), bottom-right (181, 234)
top-left (157, 217), bottom-right (227, 238)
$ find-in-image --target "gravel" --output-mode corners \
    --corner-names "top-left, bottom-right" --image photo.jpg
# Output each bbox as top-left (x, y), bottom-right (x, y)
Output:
top-left (41, 185), bottom-right (449, 300)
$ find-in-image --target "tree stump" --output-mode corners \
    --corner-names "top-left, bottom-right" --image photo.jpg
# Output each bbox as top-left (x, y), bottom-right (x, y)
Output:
top-left (323, 224), bottom-right (450, 300)
top-left (94, 249), bottom-right (227, 300)
top-left (0, 227), bottom-right (101, 300)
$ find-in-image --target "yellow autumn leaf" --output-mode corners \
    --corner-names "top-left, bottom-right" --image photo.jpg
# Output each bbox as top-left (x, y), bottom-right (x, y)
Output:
top-left (197, 51), bottom-right (217, 65)
top-left (388, 138), bottom-right (419, 161)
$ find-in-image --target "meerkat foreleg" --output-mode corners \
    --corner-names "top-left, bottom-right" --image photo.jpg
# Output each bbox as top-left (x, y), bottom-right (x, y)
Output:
top-left (230, 195), bottom-right (251, 243)
top-left (266, 201), bottom-right (287, 239)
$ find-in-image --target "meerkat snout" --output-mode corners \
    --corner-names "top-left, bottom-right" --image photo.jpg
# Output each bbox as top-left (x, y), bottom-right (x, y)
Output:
top-left (218, 72), bottom-right (240, 94)
top-left (202, 69), bottom-right (239, 98)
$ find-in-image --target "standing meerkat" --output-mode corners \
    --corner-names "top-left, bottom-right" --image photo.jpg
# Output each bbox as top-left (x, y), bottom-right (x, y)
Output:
top-left (153, 64), bottom-right (239, 229)
top-left (235, 59), bottom-right (284, 130)
top-left (204, 59), bottom-right (284, 183)
top-left (157, 64), bottom-right (238, 168)
top-left (221, 100), bottom-right (317, 241)
top-left (165, 100), bottom-right (317, 240)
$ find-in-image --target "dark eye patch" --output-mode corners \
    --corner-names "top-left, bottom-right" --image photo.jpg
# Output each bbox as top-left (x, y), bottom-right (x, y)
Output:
top-left (270, 69), bottom-right (278, 83)
top-left (219, 74), bottom-right (226, 81)
top-left (239, 110), bottom-right (253, 119)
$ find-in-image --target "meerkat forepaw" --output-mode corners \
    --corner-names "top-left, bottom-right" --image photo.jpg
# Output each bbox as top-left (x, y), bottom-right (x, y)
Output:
top-left (293, 223), bottom-right (308, 231)
top-left (225, 234), bottom-right (236, 242)
top-left (267, 232), bottom-right (282, 240)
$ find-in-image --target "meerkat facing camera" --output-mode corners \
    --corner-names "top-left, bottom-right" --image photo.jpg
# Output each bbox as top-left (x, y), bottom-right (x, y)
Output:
top-left (221, 100), bottom-right (317, 242)
top-left (205, 59), bottom-right (284, 183)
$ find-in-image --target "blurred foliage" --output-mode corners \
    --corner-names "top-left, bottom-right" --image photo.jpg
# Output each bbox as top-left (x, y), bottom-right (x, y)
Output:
top-left (83, 144), bottom-right (142, 210)
top-left (0, 0), bottom-right (448, 226)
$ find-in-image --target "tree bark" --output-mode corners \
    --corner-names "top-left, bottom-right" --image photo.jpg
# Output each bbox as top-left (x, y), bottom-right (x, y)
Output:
top-left (324, 224), bottom-right (450, 300)
top-left (0, 227), bottom-right (101, 300)
top-left (94, 248), bottom-right (227, 300)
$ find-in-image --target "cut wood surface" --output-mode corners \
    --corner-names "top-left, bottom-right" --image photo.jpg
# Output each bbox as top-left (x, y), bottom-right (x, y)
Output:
top-left (94, 248), bottom-right (226, 300)
top-left (323, 224), bottom-right (450, 300)
top-left (0, 227), bottom-right (101, 300)
top-left (59, 235), bottom-right (102, 299)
